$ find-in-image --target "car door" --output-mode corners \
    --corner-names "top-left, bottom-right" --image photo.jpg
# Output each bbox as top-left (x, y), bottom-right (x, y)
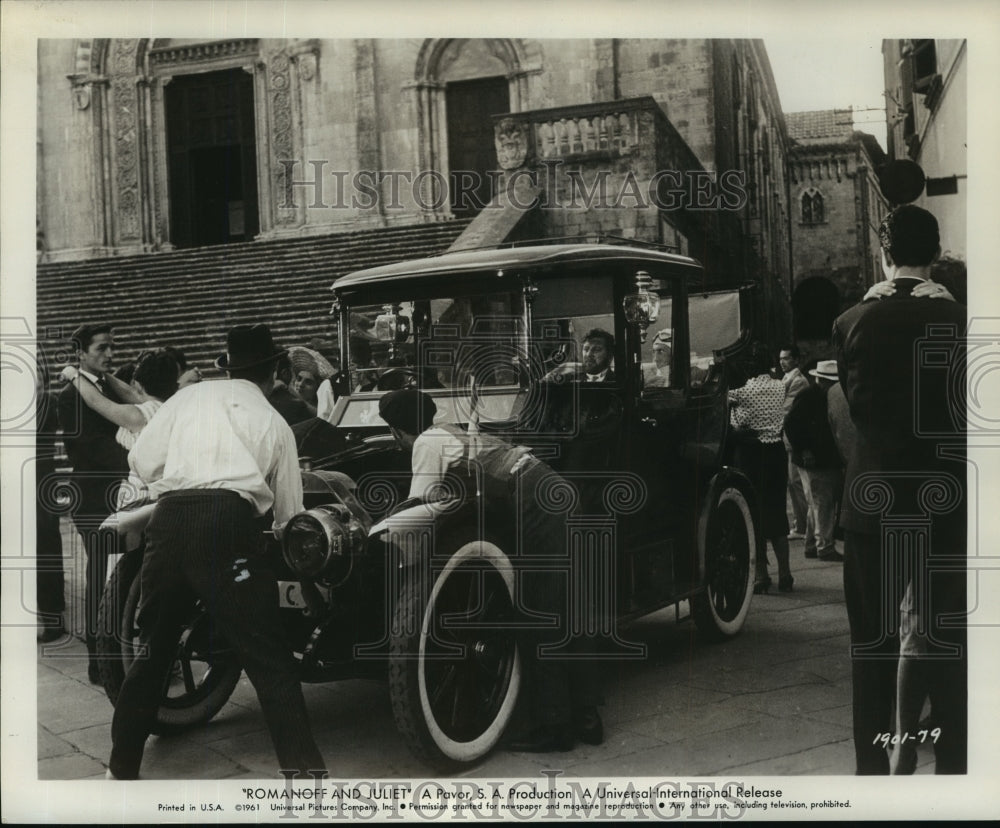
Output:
top-left (619, 276), bottom-right (742, 606)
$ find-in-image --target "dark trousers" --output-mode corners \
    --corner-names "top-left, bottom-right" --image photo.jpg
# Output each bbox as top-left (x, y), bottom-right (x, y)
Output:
top-left (109, 491), bottom-right (324, 779)
top-left (70, 519), bottom-right (115, 659)
top-left (36, 499), bottom-right (65, 624)
top-left (843, 530), bottom-right (967, 774)
top-left (510, 461), bottom-right (601, 726)
top-left (68, 474), bottom-right (123, 660)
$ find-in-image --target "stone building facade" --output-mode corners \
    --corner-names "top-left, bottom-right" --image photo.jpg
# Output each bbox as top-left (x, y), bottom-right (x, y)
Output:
top-left (37, 38), bottom-right (794, 341)
top-left (786, 109), bottom-right (888, 357)
top-left (882, 39), bottom-right (966, 258)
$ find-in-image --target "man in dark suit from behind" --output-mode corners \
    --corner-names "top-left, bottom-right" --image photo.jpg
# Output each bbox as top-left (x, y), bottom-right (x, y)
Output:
top-left (57, 323), bottom-right (130, 683)
top-left (832, 205), bottom-right (967, 774)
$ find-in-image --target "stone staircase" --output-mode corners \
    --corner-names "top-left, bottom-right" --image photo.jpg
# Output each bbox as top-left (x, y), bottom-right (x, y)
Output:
top-left (36, 220), bottom-right (471, 375)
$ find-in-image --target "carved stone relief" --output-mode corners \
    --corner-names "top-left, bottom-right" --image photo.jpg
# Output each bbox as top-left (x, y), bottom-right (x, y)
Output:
top-left (110, 39), bottom-right (141, 242)
top-left (494, 117), bottom-right (528, 170)
top-left (297, 51), bottom-right (317, 82)
top-left (267, 49), bottom-right (296, 226)
top-left (148, 39), bottom-right (258, 67)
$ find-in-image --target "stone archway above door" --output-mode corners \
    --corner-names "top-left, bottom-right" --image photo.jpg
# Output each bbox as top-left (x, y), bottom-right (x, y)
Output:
top-left (410, 39), bottom-right (541, 217)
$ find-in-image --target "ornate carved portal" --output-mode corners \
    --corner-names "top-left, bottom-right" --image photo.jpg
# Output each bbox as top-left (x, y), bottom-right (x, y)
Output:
top-left (80, 37), bottom-right (317, 253)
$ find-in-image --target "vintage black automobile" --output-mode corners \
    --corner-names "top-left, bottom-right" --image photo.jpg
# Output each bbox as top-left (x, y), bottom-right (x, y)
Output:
top-left (97, 242), bottom-right (761, 767)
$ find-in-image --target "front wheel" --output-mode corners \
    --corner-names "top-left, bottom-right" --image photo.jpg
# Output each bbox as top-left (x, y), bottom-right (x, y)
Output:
top-left (691, 473), bottom-right (759, 640)
top-left (96, 549), bottom-right (243, 733)
top-left (388, 537), bottom-right (521, 766)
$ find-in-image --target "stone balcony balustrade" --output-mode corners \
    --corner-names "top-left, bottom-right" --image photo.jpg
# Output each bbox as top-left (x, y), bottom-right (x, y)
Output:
top-left (492, 96), bottom-right (702, 173)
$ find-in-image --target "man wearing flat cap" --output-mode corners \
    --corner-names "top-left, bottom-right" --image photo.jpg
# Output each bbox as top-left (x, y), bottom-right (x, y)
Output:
top-left (108, 324), bottom-right (325, 780)
top-left (379, 388), bottom-right (603, 753)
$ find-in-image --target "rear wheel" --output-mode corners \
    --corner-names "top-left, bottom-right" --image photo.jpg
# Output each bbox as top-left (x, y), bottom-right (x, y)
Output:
top-left (96, 550), bottom-right (243, 733)
top-left (692, 475), bottom-right (758, 640)
top-left (388, 537), bottom-right (521, 765)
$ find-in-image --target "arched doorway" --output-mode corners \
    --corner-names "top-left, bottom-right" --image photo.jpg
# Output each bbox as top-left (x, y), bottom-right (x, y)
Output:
top-left (414, 39), bottom-right (532, 217)
top-left (445, 75), bottom-right (510, 215)
top-left (792, 277), bottom-right (841, 341)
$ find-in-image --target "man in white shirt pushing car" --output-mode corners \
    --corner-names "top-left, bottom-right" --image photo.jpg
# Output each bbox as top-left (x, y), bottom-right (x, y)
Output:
top-left (106, 324), bottom-right (325, 780)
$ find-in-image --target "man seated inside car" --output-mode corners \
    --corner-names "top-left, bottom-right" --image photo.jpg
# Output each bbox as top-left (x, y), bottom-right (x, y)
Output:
top-left (542, 328), bottom-right (616, 383)
top-left (642, 328), bottom-right (672, 388)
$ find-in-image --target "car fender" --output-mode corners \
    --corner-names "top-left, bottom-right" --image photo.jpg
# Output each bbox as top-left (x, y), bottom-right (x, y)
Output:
top-left (371, 498), bottom-right (482, 571)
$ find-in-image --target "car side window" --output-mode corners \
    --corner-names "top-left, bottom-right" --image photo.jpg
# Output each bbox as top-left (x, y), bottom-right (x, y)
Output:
top-left (640, 286), bottom-right (680, 391)
top-left (532, 274), bottom-right (618, 383)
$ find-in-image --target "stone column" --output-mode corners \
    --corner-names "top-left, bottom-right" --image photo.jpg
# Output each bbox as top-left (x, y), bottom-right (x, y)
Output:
top-left (146, 75), bottom-right (174, 250)
top-left (353, 39), bottom-right (385, 224)
top-left (66, 72), bottom-right (111, 254)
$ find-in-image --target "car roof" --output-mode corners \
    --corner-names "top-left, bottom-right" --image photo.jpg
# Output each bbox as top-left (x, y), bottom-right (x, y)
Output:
top-left (332, 243), bottom-right (704, 292)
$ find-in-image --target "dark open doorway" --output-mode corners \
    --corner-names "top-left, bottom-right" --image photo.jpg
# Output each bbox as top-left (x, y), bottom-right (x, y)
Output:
top-left (446, 76), bottom-right (510, 216)
top-left (165, 68), bottom-right (259, 248)
top-left (792, 276), bottom-right (841, 340)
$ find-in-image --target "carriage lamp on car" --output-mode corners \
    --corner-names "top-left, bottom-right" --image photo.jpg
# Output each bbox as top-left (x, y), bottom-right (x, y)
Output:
top-left (373, 304), bottom-right (412, 342)
top-left (282, 503), bottom-right (367, 584)
top-left (623, 270), bottom-right (660, 342)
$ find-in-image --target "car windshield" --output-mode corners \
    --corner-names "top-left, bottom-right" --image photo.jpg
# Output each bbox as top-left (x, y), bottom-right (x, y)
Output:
top-left (345, 291), bottom-right (526, 394)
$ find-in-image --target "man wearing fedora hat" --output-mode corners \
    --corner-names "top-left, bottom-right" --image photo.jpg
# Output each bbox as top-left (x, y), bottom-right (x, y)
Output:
top-left (107, 324), bottom-right (325, 780)
top-left (783, 360), bottom-right (844, 563)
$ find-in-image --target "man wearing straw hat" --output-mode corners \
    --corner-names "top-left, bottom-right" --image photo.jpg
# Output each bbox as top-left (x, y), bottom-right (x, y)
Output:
top-left (107, 324), bottom-right (325, 780)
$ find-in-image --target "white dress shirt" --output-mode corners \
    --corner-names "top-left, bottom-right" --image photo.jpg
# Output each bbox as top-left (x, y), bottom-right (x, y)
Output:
top-left (78, 367), bottom-right (103, 387)
top-left (130, 379), bottom-right (304, 529)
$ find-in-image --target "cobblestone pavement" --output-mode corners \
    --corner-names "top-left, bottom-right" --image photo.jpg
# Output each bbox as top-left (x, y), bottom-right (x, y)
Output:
top-left (36, 520), bottom-right (940, 781)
